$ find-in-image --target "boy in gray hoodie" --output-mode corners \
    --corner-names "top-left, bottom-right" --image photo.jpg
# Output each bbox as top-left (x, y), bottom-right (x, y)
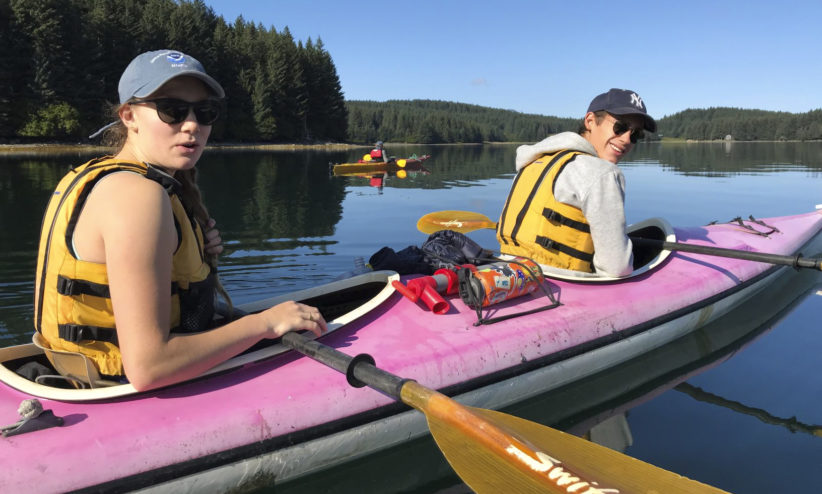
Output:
top-left (498, 88), bottom-right (656, 277)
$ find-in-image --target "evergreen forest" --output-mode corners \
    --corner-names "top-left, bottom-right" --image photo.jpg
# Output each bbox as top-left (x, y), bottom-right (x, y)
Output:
top-left (1, 0), bottom-right (820, 145)
top-left (345, 100), bottom-right (579, 144)
top-left (0, 0), bottom-right (347, 143)
top-left (345, 101), bottom-right (822, 143)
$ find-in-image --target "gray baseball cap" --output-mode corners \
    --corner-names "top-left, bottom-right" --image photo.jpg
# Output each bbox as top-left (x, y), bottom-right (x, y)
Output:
top-left (90, 50), bottom-right (224, 138)
top-left (118, 50), bottom-right (224, 103)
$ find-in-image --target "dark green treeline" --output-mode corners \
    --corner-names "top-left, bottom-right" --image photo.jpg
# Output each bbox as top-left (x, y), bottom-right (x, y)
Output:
top-left (346, 100), bottom-right (579, 144)
top-left (657, 107), bottom-right (822, 141)
top-left (0, 0), bottom-right (347, 143)
top-left (346, 101), bottom-right (822, 143)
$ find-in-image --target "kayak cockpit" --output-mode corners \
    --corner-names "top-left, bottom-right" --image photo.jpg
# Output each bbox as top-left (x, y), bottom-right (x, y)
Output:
top-left (526, 217), bottom-right (677, 282)
top-left (0, 270), bottom-right (400, 402)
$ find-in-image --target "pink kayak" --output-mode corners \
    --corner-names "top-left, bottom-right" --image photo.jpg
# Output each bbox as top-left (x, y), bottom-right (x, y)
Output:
top-left (1, 210), bottom-right (821, 493)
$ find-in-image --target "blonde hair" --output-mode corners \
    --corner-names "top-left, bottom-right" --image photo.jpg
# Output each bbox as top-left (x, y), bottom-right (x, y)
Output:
top-left (175, 167), bottom-right (233, 313)
top-left (100, 103), bottom-right (233, 314)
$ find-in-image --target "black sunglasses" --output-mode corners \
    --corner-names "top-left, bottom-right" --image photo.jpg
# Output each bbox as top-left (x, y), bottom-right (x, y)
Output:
top-left (612, 119), bottom-right (645, 143)
top-left (129, 98), bottom-right (221, 126)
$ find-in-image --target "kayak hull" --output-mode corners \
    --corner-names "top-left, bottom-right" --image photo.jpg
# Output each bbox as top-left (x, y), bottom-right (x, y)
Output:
top-left (1, 211), bottom-right (821, 493)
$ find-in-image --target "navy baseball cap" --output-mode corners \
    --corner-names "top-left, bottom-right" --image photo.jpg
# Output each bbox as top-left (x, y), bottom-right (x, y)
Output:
top-left (587, 88), bottom-right (656, 133)
top-left (118, 50), bottom-right (224, 103)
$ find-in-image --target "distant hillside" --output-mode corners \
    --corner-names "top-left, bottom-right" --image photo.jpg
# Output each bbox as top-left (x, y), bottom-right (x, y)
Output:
top-left (345, 100), bottom-right (578, 144)
top-left (657, 107), bottom-right (822, 141)
top-left (345, 100), bottom-right (822, 143)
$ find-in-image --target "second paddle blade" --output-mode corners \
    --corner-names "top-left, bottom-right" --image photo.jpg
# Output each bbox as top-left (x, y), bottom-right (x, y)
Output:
top-left (416, 210), bottom-right (497, 234)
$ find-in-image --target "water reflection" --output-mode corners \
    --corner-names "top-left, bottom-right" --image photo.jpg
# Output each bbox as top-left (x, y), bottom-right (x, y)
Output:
top-left (551, 267), bottom-right (821, 439)
top-left (332, 168), bottom-right (432, 195)
top-left (628, 141), bottom-right (822, 176)
top-left (674, 382), bottom-right (822, 438)
top-left (200, 150), bottom-right (347, 240)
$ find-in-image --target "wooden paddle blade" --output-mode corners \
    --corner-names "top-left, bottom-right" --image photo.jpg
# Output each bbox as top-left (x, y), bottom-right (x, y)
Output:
top-left (416, 210), bottom-right (498, 234)
top-left (401, 382), bottom-right (726, 493)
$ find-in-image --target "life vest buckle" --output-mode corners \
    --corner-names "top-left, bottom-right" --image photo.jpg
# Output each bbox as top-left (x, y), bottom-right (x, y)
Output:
top-left (543, 208), bottom-right (562, 223)
top-left (58, 324), bottom-right (118, 344)
top-left (56, 275), bottom-right (75, 295)
top-left (535, 236), bottom-right (557, 250)
top-left (58, 324), bottom-right (84, 342)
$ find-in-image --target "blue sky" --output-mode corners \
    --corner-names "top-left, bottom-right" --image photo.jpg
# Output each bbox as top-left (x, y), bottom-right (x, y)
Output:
top-left (203, 0), bottom-right (822, 119)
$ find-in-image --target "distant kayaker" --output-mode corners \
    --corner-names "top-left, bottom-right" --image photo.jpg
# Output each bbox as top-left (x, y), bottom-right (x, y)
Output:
top-left (34, 49), bottom-right (327, 391)
top-left (497, 88), bottom-right (656, 277)
top-left (369, 140), bottom-right (393, 162)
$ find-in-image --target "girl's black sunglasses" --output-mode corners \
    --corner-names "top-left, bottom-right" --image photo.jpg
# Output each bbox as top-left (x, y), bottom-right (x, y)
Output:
top-left (612, 120), bottom-right (645, 144)
top-left (129, 98), bottom-right (221, 126)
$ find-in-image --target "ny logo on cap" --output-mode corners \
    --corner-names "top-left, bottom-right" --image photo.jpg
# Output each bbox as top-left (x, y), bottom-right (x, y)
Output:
top-left (630, 93), bottom-right (644, 110)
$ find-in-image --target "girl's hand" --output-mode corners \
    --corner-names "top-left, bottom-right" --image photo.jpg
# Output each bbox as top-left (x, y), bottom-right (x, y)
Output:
top-left (203, 218), bottom-right (224, 255)
top-left (257, 301), bottom-right (327, 338)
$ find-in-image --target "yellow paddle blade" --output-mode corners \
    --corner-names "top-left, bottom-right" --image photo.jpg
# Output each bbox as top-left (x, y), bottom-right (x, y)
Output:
top-left (416, 210), bottom-right (498, 234)
top-left (468, 407), bottom-right (727, 493)
top-left (401, 381), bottom-right (727, 494)
top-left (397, 158), bottom-right (407, 167)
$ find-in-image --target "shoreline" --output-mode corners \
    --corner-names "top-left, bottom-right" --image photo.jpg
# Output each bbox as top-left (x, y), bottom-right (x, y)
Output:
top-left (0, 141), bottom-right (485, 157)
top-left (0, 142), bottom-right (367, 157)
top-left (1, 139), bottom-right (817, 157)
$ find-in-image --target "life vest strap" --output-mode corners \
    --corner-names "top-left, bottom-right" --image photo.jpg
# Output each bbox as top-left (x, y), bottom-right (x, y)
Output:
top-left (542, 208), bottom-right (591, 233)
top-left (57, 275), bottom-right (110, 298)
top-left (58, 324), bottom-right (118, 344)
top-left (535, 236), bottom-right (594, 263)
top-left (500, 150), bottom-right (578, 247)
top-left (145, 165), bottom-right (182, 193)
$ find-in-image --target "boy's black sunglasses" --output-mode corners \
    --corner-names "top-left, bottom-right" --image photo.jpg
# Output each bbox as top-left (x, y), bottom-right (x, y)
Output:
top-left (612, 120), bottom-right (645, 143)
top-left (128, 98), bottom-right (221, 126)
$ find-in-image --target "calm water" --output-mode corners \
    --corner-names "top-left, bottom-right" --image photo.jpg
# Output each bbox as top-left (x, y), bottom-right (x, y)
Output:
top-left (1, 142), bottom-right (821, 493)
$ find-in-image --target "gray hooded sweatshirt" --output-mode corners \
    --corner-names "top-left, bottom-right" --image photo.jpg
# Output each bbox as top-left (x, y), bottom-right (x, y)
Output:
top-left (512, 132), bottom-right (633, 277)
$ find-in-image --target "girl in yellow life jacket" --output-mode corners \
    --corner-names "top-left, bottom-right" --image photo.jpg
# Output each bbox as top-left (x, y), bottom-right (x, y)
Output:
top-left (34, 50), bottom-right (327, 391)
top-left (497, 89), bottom-right (657, 278)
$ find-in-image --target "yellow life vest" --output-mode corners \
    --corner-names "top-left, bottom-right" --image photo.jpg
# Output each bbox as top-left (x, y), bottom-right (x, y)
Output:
top-left (34, 157), bottom-right (214, 377)
top-left (496, 150), bottom-right (595, 272)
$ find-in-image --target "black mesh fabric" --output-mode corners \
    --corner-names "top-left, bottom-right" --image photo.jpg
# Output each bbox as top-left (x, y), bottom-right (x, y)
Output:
top-left (176, 273), bottom-right (217, 333)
